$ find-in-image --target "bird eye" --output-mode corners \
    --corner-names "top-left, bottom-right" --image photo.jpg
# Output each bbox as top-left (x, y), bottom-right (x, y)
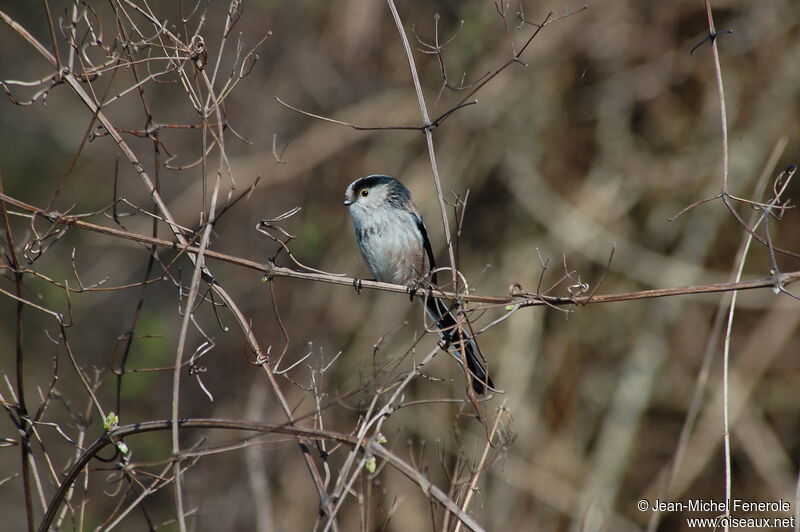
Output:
top-left (360, 189), bottom-right (369, 197)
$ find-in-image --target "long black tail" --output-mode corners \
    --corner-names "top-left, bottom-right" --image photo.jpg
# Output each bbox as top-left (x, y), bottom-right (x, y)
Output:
top-left (425, 296), bottom-right (493, 394)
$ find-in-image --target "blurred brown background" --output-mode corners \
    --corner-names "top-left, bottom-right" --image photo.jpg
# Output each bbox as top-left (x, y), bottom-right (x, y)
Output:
top-left (1, 0), bottom-right (799, 530)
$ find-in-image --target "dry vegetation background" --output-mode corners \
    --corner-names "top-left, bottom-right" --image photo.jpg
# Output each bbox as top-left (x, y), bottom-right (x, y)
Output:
top-left (1, 0), bottom-right (799, 531)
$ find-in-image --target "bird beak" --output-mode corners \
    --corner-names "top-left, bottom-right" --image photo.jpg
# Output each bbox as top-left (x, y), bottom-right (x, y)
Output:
top-left (343, 199), bottom-right (353, 206)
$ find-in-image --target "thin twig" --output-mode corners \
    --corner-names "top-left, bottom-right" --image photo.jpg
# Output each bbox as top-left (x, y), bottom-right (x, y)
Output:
top-left (38, 417), bottom-right (485, 532)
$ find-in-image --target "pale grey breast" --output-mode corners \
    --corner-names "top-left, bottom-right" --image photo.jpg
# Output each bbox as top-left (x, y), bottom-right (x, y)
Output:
top-left (355, 206), bottom-right (429, 285)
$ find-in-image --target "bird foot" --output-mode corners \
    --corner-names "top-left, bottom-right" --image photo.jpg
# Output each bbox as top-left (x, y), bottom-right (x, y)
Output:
top-left (407, 279), bottom-right (427, 301)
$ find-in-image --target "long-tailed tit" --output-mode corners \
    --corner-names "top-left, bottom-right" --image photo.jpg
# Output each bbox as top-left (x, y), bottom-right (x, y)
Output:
top-left (344, 175), bottom-right (493, 394)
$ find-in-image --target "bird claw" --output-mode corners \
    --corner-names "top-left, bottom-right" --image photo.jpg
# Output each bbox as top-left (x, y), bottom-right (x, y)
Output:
top-left (407, 279), bottom-right (428, 301)
top-left (353, 277), bottom-right (364, 294)
top-left (407, 286), bottom-right (418, 302)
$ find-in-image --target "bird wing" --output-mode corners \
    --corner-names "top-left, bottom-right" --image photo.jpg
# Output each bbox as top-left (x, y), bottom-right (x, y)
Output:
top-left (414, 215), bottom-right (436, 284)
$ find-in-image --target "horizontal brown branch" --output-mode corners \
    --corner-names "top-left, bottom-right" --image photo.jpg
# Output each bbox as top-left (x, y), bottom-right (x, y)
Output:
top-left (1, 192), bottom-right (797, 310)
